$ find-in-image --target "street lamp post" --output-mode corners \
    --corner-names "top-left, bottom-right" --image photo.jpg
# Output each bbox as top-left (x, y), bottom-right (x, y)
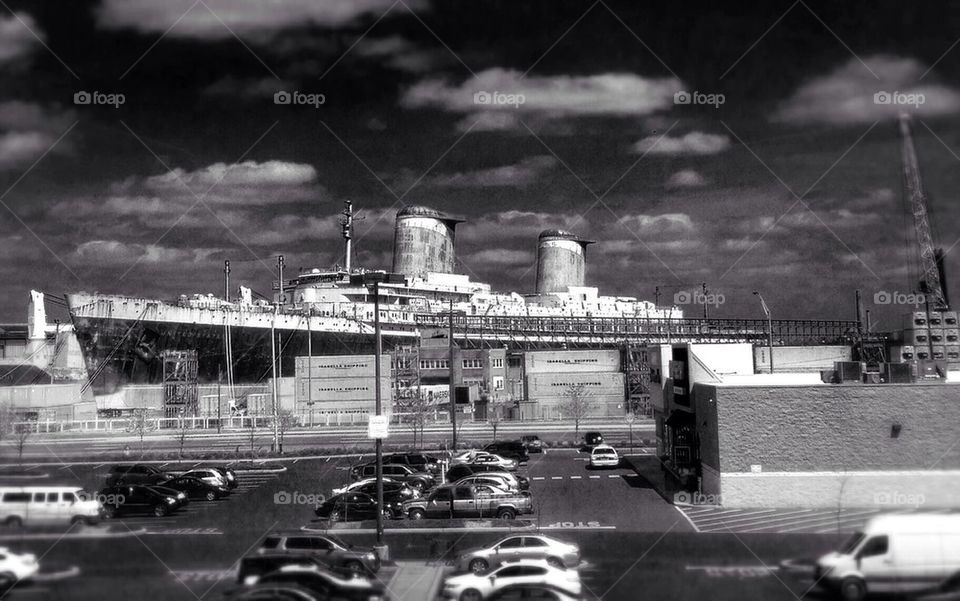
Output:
top-left (753, 291), bottom-right (774, 373)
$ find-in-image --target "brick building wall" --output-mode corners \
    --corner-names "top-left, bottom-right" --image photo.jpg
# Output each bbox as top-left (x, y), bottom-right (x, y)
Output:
top-left (694, 382), bottom-right (960, 507)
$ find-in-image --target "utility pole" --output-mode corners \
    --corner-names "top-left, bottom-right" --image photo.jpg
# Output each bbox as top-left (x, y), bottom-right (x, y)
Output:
top-left (373, 278), bottom-right (384, 548)
top-left (449, 298), bottom-right (457, 452)
top-left (217, 365), bottom-right (222, 435)
top-left (754, 291), bottom-right (774, 373)
top-left (702, 282), bottom-right (708, 319)
top-left (654, 286), bottom-right (660, 308)
top-left (272, 255), bottom-right (283, 453)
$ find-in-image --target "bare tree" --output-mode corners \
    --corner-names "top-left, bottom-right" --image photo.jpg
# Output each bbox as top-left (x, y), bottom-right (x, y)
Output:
top-left (488, 399), bottom-right (507, 441)
top-left (0, 402), bottom-right (16, 453)
top-left (14, 423), bottom-right (31, 467)
top-left (276, 409), bottom-right (298, 454)
top-left (561, 384), bottom-right (593, 437)
top-left (128, 408), bottom-right (155, 458)
top-left (175, 413), bottom-right (189, 462)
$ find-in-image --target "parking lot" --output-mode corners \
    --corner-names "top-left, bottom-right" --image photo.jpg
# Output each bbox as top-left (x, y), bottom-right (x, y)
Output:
top-left (0, 449), bottom-right (853, 600)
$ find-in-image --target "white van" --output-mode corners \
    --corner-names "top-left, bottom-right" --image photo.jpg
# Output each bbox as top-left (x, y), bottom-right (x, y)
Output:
top-left (815, 514), bottom-right (960, 600)
top-left (0, 486), bottom-right (102, 527)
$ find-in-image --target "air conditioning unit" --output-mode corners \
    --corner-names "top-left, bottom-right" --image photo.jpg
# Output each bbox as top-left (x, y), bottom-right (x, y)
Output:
top-left (820, 369), bottom-right (838, 384)
top-left (863, 373), bottom-right (882, 384)
top-left (834, 361), bottom-right (865, 382)
top-left (881, 362), bottom-right (913, 384)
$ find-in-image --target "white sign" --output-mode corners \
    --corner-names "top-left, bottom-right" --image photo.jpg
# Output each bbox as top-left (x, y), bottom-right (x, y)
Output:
top-left (368, 415), bottom-right (389, 439)
top-left (750, 464), bottom-right (762, 473)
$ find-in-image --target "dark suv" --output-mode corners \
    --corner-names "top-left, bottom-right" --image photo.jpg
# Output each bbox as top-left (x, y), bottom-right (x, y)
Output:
top-left (483, 441), bottom-right (529, 463)
top-left (106, 464), bottom-right (170, 486)
top-left (350, 463), bottom-right (434, 490)
top-left (98, 485), bottom-right (182, 518)
top-left (520, 435), bottom-right (543, 453)
top-left (383, 453), bottom-right (441, 474)
top-left (583, 432), bottom-right (604, 449)
top-left (254, 532), bottom-right (380, 575)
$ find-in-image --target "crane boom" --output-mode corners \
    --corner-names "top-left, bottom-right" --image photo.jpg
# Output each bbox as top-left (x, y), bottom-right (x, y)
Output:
top-left (899, 114), bottom-right (949, 311)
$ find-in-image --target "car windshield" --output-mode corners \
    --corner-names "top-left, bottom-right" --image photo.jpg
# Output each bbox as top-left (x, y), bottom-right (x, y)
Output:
top-left (840, 532), bottom-right (865, 554)
top-left (594, 449), bottom-right (616, 455)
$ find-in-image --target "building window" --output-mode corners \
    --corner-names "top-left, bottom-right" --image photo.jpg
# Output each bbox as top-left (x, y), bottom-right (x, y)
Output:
top-left (463, 359), bottom-right (483, 369)
top-left (491, 358), bottom-right (503, 368)
top-left (493, 376), bottom-right (504, 390)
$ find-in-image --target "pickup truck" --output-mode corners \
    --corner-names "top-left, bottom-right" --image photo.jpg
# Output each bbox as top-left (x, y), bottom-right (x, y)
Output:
top-left (402, 484), bottom-right (533, 520)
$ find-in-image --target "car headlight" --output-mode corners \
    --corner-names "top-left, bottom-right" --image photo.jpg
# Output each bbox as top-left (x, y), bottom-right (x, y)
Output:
top-left (166, 497), bottom-right (176, 504)
top-left (366, 552), bottom-right (376, 560)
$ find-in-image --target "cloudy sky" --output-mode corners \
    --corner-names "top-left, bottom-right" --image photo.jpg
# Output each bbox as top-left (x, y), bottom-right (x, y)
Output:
top-left (1, 0), bottom-right (960, 328)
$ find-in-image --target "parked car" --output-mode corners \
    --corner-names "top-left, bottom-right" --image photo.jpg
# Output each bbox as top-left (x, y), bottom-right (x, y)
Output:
top-left (333, 477), bottom-right (400, 495)
top-left (243, 564), bottom-right (387, 601)
top-left (160, 476), bottom-right (228, 501)
top-left (255, 532), bottom-right (380, 575)
top-left (453, 473), bottom-right (527, 493)
top-left (0, 547), bottom-right (38, 591)
top-left (105, 464), bottom-right (170, 486)
top-left (484, 441), bottom-right (529, 463)
top-left (145, 485), bottom-right (189, 508)
top-left (0, 486), bottom-right (102, 527)
top-left (180, 469), bottom-right (228, 488)
top-left (488, 584), bottom-right (583, 601)
top-left (582, 432), bottom-right (603, 449)
top-left (403, 484), bottom-right (533, 520)
top-left (446, 465), bottom-right (530, 490)
top-left (98, 485), bottom-right (182, 518)
top-left (468, 453), bottom-right (518, 472)
top-left (350, 463), bottom-right (434, 491)
top-left (211, 466), bottom-right (239, 489)
top-left (314, 492), bottom-right (386, 522)
top-left (520, 435), bottom-right (543, 454)
top-left (442, 559), bottom-right (581, 601)
top-left (383, 453), bottom-right (441, 474)
top-left (335, 478), bottom-right (418, 502)
top-left (228, 582), bottom-right (322, 601)
top-left (588, 445), bottom-right (620, 469)
top-left (456, 535), bottom-right (581, 575)
top-left (814, 514), bottom-right (960, 601)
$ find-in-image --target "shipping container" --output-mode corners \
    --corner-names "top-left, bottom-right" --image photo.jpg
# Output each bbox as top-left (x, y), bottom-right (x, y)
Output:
top-left (294, 355), bottom-right (391, 379)
top-left (523, 349), bottom-right (621, 374)
top-left (943, 311), bottom-right (959, 327)
top-left (889, 345), bottom-right (915, 361)
top-left (946, 345), bottom-right (960, 361)
top-left (945, 329), bottom-right (959, 344)
top-left (902, 328), bottom-right (932, 346)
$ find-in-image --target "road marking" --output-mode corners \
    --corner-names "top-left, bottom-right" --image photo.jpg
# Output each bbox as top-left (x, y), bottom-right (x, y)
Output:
top-left (569, 476), bottom-right (581, 480)
top-left (57, 465), bottom-right (75, 470)
top-left (293, 459), bottom-right (300, 464)
top-left (325, 457), bottom-right (330, 462)
top-left (532, 477), bottom-right (545, 481)
top-left (588, 476), bottom-right (600, 479)
top-left (675, 506), bottom-right (700, 532)
top-left (607, 475), bottom-right (619, 478)
top-left (93, 463), bottom-right (107, 469)
top-left (551, 477), bottom-right (563, 480)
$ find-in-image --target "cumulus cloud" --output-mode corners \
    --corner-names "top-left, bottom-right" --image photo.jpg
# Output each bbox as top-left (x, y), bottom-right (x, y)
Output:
top-left (96, 0), bottom-right (423, 39)
top-left (0, 13), bottom-right (40, 64)
top-left (462, 249), bottom-right (534, 266)
top-left (73, 240), bottom-right (219, 266)
top-left (458, 210), bottom-right (586, 244)
top-left (354, 36), bottom-right (445, 73)
top-left (139, 160), bottom-right (318, 197)
top-left (402, 68), bottom-right (680, 119)
top-left (772, 55), bottom-right (960, 125)
top-left (617, 213), bottom-right (696, 235)
top-left (0, 101), bottom-right (75, 170)
top-left (631, 132), bottom-right (730, 156)
top-left (665, 169), bottom-right (707, 189)
top-left (429, 156), bottom-right (557, 188)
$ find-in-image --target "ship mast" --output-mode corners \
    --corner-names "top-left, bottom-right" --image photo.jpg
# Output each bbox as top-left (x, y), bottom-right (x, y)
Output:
top-left (340, 200), bottom-right (353, 273)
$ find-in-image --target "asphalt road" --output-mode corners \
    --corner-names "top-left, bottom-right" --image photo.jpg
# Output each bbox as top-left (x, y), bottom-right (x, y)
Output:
top-left (0, 452), bottom-right (845, 601)
top-left (1, 421), bottom-right (655, 459)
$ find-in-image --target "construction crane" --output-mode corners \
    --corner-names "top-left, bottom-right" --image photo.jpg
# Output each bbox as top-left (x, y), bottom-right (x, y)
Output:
top-left (899, 114), bottom-right (950, 311)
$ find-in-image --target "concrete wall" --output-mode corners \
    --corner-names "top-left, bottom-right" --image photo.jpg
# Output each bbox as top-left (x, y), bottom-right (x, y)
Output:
top-left (695, 381), bottom-right (960, 507)
top-left (0, 382), bottom-right (96, 421)
top-left (755, 345), bottom-right (852, 373)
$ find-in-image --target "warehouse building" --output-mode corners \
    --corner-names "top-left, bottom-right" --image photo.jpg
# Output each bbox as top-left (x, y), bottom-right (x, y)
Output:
top-left (294, 355), bottom-right (391, 419)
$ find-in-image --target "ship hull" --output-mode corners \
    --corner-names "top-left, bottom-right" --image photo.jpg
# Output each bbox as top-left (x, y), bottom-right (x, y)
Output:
top-left (70, 315), bottom-right (409, 394)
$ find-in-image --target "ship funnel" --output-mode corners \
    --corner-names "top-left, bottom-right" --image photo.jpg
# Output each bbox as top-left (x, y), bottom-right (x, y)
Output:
top-left (535, 229), bottom-right (593, 294)
top-left (392, 206), bottom-right (465, 277)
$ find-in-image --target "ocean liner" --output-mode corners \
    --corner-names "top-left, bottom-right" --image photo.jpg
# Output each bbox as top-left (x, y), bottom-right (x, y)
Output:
top-left (66, 203), bottom-right (681, 394)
